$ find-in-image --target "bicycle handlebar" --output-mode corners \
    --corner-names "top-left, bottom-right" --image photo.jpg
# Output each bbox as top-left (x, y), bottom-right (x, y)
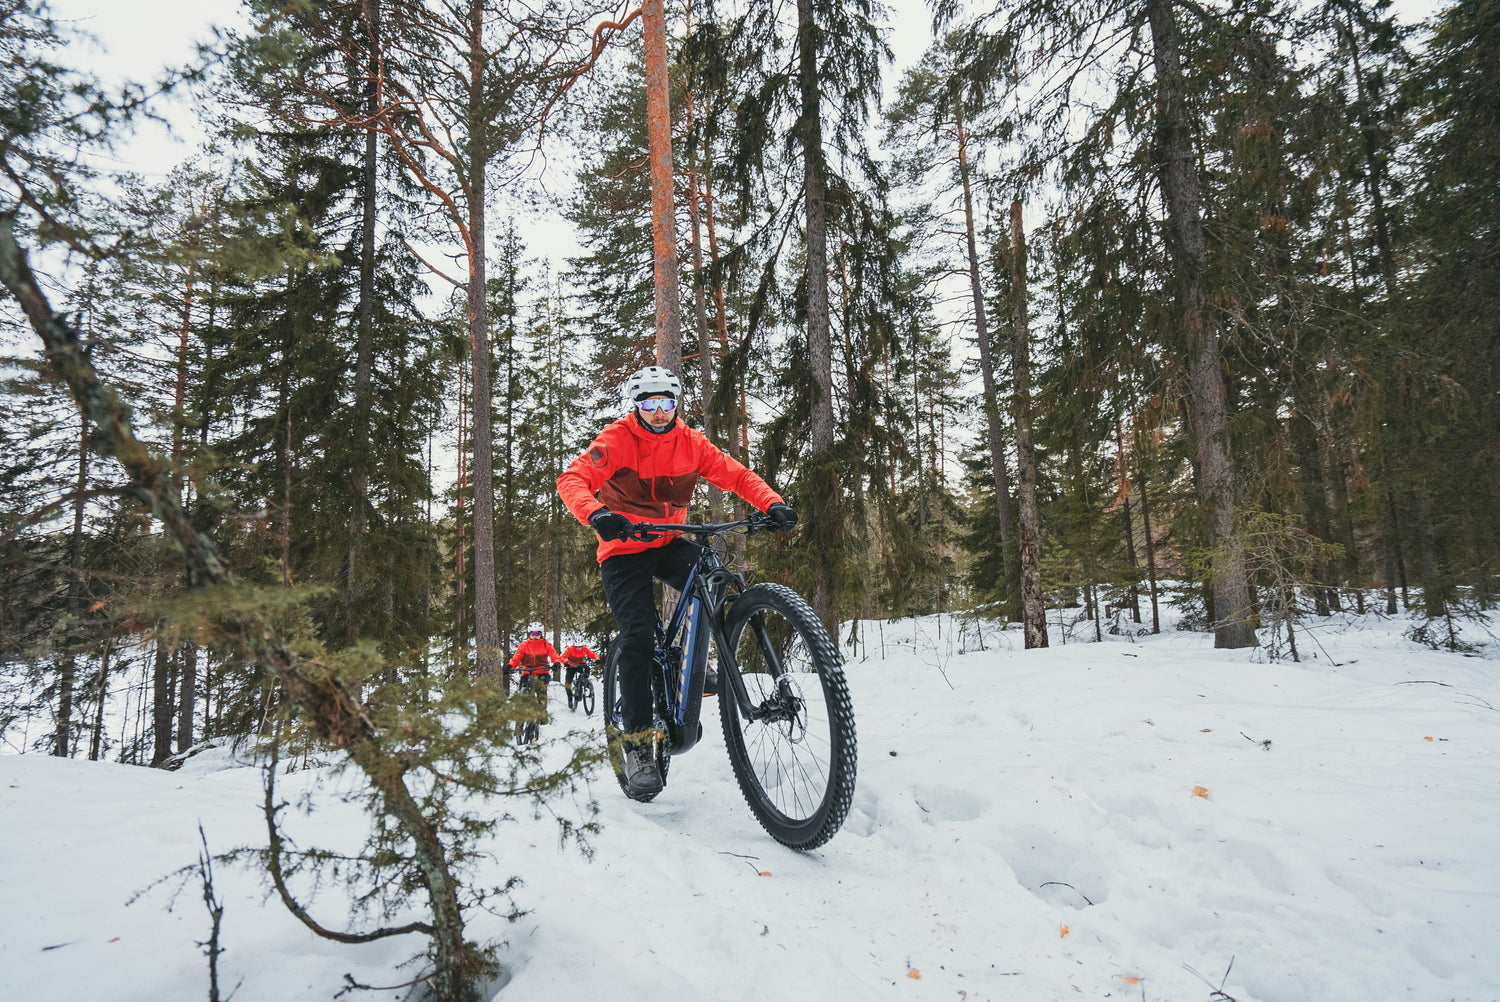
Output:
top-left (621, 512), bottom-right (773, 541)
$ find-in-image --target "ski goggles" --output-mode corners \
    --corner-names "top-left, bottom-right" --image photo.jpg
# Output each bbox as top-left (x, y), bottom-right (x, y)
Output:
top-left (528, 631), bottom-right (543, 638)
top-left (637, 397), bottom-right (677, 414)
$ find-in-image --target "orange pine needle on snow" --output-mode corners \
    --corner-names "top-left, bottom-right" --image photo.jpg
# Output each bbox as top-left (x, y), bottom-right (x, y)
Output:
top-left (1114, 975), bottom-right (1143, 984)
top-left (1191, 786), bottom-right (1209, 798)
top-left (1060, 923), bottom-right (1070, 937)
top-left (907, 969), bottom-right (921, 979)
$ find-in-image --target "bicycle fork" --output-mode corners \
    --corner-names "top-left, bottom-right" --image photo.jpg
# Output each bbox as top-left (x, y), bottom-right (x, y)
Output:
top-left (709, 601), bottom-right (793, 725)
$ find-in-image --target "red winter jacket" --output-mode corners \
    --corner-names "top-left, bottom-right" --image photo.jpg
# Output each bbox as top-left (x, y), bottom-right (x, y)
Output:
top-left (557, 415), bottom-right (783, 562)
top-left (560, 644), bottom-right (599, 665)
top-left (509, 636), bottom-right (560, 674)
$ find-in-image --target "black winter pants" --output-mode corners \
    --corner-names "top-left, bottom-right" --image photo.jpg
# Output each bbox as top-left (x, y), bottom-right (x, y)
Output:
top-left (599, 538), bottom-right (702, 734)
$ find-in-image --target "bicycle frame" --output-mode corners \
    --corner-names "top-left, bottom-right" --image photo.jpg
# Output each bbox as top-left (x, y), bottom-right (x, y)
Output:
top-left (635, 517), bottom-right (784, 753)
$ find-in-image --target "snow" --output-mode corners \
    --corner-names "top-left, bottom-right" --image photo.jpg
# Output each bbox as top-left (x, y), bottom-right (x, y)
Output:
top-left (3, 606), bottom-right (1499, 1002)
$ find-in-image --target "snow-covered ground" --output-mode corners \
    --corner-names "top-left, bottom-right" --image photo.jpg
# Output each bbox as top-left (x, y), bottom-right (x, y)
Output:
top-left (3, 605), bottom-right (1498, 1002)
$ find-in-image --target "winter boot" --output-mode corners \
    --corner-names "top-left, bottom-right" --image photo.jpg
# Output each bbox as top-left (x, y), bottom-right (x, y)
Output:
top-left (621, 744), bottom-right (664, 797)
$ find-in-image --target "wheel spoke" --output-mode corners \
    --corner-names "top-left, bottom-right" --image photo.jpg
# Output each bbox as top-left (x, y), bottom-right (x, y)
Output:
top-left (720, 584), bottom-right (855, 849)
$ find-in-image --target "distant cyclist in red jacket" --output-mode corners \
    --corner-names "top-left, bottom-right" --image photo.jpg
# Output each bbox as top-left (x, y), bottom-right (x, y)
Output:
top-left (557, 365), bottom-right (796, 797)
top-left (559, 640), bottom-right (599, 712)
top-left (508, 622), bottom-right (561, 723)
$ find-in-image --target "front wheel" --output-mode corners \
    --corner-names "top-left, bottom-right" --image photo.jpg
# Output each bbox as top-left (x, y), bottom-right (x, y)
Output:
top-left (602, 646), bottom-right (670, 801)
top-left (719, 584), bottom-right (856, 849)
top-left (580, 676), bottom-right (596, 716)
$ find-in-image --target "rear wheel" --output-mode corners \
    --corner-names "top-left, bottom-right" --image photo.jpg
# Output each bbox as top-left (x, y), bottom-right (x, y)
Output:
top-left (719, 584), bottom-right (856, 849)
top-left (602, 646), bottom-right (670, 801)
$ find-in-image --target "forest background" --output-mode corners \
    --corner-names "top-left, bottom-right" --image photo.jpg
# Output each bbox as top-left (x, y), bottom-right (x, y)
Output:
top-left (3, 0), bottom-right (1489, 755)
top-left (1, 0), bottom-right (1496, 992)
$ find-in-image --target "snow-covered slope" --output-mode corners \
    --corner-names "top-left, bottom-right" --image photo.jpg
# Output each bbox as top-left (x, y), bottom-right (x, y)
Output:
top-left (3, 610), bottom-right (1498, 1002)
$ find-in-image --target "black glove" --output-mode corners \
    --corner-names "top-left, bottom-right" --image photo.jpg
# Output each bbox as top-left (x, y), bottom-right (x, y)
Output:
top-left (766, 502), bottom-right (798, 531)
top-left (589, 508), bottom-right (631, 541)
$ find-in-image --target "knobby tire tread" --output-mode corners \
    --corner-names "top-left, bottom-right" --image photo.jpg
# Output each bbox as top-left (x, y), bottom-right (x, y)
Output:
top-left (719, 583), bottom-right (857, 849)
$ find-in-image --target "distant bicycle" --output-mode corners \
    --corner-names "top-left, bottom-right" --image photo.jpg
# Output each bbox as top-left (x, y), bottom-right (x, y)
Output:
top-left (513, 671), bottom-right (545, 745)
top-left (602, 513), bottom-right (857, 849)
top-left (566, 660), bottom-right (597, 716)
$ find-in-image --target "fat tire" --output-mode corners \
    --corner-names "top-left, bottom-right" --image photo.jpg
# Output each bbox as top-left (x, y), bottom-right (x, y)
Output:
top-left (603, 646), bottom-right (670, 801)
top-left (719, 583), bottom-right (856, 849)
top-left (580, 678), bottom-right (596, 716)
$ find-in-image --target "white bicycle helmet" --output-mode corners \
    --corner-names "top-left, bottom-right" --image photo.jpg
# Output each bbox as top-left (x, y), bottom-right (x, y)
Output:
top-left (623, 365), bottom-right (682, 403)
top-left (526, 621), bottom-right (544, 635)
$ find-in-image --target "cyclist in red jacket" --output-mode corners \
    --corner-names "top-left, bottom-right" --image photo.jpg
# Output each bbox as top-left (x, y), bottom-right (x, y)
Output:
top-left (559, 640), bottom-right (599, 711)
top-left (557, 365), bottom-right (796, 797)
top-left (508, 622), bottom-right (561, 724)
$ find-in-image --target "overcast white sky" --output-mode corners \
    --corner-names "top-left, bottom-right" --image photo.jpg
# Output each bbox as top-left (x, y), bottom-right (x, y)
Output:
top-left (45, 0), bottom-right (937, 181)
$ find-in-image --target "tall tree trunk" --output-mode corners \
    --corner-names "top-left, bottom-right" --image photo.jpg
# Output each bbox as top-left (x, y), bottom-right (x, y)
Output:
top-left (642, 0), bottom-right (682, 371)
top-left (798, 0), bottom-right (838, 632)
top-left (1114, 423), bottom-right (1143, 623)
top-left (57, 405), bottom-right (89, 757)
top-left (174, 263), bottom-right (198, 748)
top-left (1146, 0), bottom-right (1256, 648)
top-left (957, 99), bottom-right (1017, 571)
top-left (88, 637), bottom-right (111, 761)
top-left (466, 4), bottom-right (501, 687)
top-left (1290, 388), bottom-right (1334, 616)
top-left (455, 360), bottom-right (468, 665)
top-left (177, 645), bottom-right (196, 753)
top-left (467, 175), bottom-right (499, 683)
top-left (1416, 486), bottom-right (1442, 618)
top-left (1010, 201), bottom-right (1048, 649)
top-left (797, 0), bottom-right (834, 457)
top-left (1134, 423), bottom-right (1162, 634)
top-left (499, 258), bottom-right (516, 651)
top-left (152, 639), bottom-right (173, 766)
top-left (1383, 486), bottom-right (1401, 613)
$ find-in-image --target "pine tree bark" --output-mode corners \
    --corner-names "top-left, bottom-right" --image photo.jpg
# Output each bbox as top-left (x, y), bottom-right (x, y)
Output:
top-left (797, 0), bottom-right (834, 458)
top-left (1133, 423), bottom-right (1163, 634)
top-left (461, 2), bottom-right (502, 686)
top-left (958, 100), bottom-right (1017, 564)
top-left (642, 0), bottom-right (682, 372)
top-left (467, 164), bottom-right (500, 683)
top-left (177, 644), bottom-right (196, 753)
top-left (88, 638), bottom-right (110, 761)
top-left (173, 258), bottom-right (199, 747)
top-left (56, 406), bottom-right (88, 757)
top-left (798, 0), bottom-right (838, 632)
top-left (1010, 201), bottom-right (1048, 649)
top-left (455, 360), bottom-right (468, 665)
top-left (1145, 0), bottom-right (1256, 648)
top-left (152, 638), bottom-right (173, 766)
